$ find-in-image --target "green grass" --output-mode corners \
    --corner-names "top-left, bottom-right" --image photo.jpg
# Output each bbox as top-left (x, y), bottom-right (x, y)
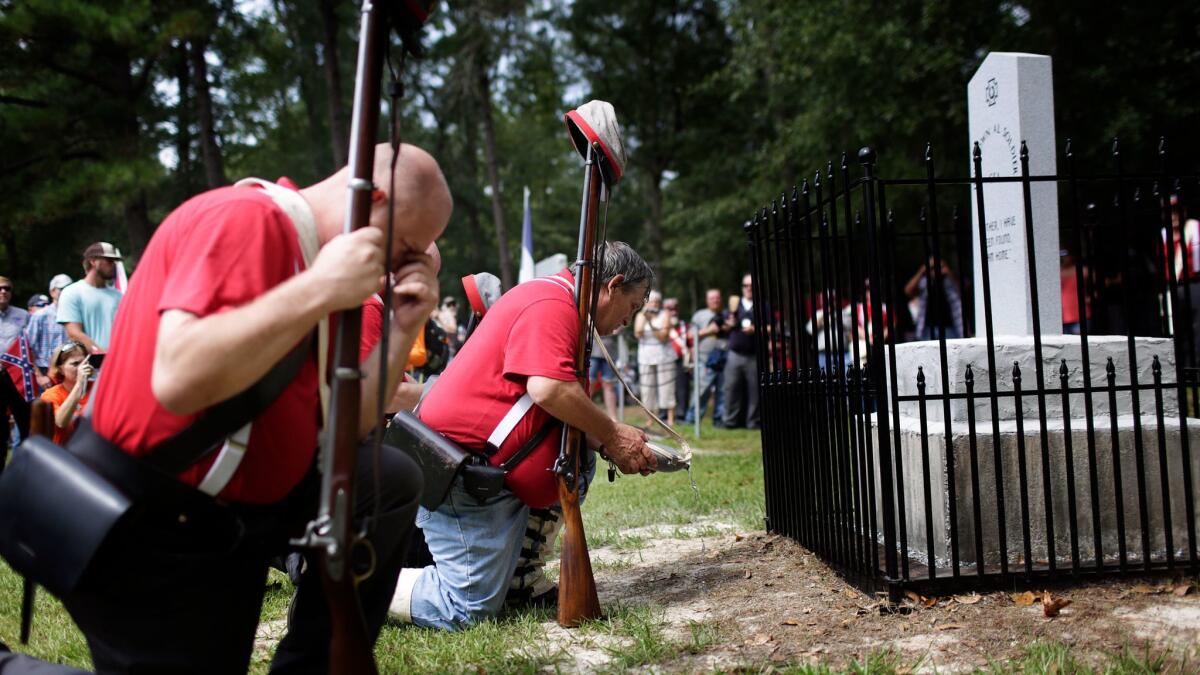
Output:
top-left (582, 429), bottom-right (766, 549)
top-left (980, 640), bottom-right (1184, 675)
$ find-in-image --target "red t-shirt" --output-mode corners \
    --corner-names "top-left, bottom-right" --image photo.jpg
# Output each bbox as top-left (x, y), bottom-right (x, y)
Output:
top-left (418, 270), bottom-right (578, 482)
top-left (92, 178), bottom-right (320, 504)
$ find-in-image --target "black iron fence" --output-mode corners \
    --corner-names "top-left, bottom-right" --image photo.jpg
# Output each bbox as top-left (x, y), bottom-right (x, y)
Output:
top-left (747, 139), bottom-right (1200, 598)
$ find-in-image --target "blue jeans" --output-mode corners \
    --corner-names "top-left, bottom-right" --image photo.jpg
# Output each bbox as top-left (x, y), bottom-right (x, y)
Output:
top-left (408, 450), bottom-right (596, 630)
top-left (686, 363), bottom-right (724, 423)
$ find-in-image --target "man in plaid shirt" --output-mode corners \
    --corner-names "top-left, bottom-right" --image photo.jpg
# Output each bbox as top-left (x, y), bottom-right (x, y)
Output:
top-left (25, 273), bottom-right (72, 390)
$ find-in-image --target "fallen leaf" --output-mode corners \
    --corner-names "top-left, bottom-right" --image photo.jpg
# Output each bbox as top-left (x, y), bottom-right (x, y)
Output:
top-left (801, 607), bottom-right (812, 614)
top-left (1042, 591), bottom-right (1072, 618)
top-left (1133, 584), bottom-right (1160, 594)
top-left (895, 667), bottom-right (914, 675)
top-left (781, 618), bottom-right (800, 626)
top-left (954, 593), bottom-right (983, 605)
top-left (1173, 584), bottom-right (1193, 597)
top-left (744, 570), bottom-right (753, 579)
top-left (746, 633), bottom-right (773, 646)
top-left (843, 589), bottom-right (859, 600)
top-left (936, 623), bottom-right (964, 631)
top-left (735, 533), bottom-right (744, 542)
top-left (1012, 591), bottom-right (1037, 606)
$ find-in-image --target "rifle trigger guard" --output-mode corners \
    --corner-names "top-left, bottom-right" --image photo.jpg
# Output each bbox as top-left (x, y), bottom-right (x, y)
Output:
top-left (352, 537), bottom-right (377, 586)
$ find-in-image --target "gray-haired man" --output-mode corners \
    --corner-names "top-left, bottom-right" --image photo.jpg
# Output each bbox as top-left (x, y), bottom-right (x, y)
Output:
top-left (390, 240), bottom-right (658, 630)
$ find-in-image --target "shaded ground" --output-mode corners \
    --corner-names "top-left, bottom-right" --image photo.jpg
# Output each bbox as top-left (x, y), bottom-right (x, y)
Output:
top-left (547, 527), bottom-right (1200, 672)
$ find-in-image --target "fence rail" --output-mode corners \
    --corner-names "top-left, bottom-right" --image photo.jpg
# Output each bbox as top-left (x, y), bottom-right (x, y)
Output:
top-left (747, 140), bottom-right (1200, 598)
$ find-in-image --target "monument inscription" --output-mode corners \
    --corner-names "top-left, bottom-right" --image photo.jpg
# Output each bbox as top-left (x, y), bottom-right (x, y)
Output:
top-left (968, 52), bottom-right (1061, 336)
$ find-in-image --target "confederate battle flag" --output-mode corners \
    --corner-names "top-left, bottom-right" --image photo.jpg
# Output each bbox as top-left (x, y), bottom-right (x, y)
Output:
top-left (1, 335), bottom-right (40, 402)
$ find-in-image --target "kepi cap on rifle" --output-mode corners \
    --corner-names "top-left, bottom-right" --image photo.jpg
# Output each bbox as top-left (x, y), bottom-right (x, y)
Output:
top-left (387, 0), bottom-right (437, 57)
top-left (564, 100), bottom-right (627, 187)
top-left (462, 272), bottom-right (502, 317)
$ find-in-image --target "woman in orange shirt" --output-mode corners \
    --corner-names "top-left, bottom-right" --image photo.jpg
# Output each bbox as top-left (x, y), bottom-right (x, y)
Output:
top-left (40, 341), bottom-right (93, 444)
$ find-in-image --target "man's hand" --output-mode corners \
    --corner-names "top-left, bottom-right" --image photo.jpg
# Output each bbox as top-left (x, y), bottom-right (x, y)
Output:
top-left (389, 252), bottom-right (439, 337)
top-left (308, 227), bottom-right (386, 311)
top-left (601, 423), bottom-right (656, 475)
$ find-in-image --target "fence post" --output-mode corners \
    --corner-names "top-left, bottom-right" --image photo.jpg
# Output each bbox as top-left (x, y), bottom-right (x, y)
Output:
top-left (858, 147), bottom-right (899, 598)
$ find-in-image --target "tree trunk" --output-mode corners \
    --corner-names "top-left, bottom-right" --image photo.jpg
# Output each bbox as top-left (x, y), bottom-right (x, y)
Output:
top-left (644, 168), bottom-right (665, 274)
top-left (460, 108), bottom-right (489, 273)
top-left (189, 36), bottom-right (227, 188)
top-left (124, 192), bottom-right (155, 260)
top-left (174, 42), bottom-right (193, 197)
top-left (477, 68), bottom-right (513, 290)
top-left (319, 0), bottom-right (348, 167)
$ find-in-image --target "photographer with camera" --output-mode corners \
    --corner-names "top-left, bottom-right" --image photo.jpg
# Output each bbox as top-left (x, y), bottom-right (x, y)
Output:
top-left (634, 290), bottom-right (676, 425)
top-left (39, 342), bottom-right (94, 445)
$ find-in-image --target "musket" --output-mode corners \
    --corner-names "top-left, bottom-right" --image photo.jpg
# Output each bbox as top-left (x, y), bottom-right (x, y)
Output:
top-left (290, 2), bottom-right (431, 672)
top-left (557, 103), bottom-right (624, 627)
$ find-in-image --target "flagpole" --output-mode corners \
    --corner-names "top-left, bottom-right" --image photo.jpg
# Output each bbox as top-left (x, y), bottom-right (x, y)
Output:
top-left (519, 186), bottom-right (535, 283)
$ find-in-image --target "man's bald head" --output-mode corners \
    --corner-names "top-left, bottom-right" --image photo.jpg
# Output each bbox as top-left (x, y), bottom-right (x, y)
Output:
top-left (306, 142), bottom-right (452, 258)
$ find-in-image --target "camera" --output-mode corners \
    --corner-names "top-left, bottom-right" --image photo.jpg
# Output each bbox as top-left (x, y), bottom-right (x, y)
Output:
top-left (86, 353), bottom-right (105, 370)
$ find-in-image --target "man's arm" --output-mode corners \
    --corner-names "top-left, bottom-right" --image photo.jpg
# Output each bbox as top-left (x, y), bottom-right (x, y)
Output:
top-left (526, 375), bottom-right (655, 474)
top-left (152, 228), bottom-right (386, 416)
top-left (354, 253), bottom-right (438, 436)
top-left (64, 323), bottom-right (99, 353)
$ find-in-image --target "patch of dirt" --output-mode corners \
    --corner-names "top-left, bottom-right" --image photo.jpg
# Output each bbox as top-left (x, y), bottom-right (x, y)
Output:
top-left (555, 528), bottom-right (1200, 672)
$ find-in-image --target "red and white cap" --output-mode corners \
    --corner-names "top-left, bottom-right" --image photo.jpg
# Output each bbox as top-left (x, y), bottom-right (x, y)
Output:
top-left (564, 100), bottom-right (627, 187)
top-left (461, 272), bottom-right (502, 317)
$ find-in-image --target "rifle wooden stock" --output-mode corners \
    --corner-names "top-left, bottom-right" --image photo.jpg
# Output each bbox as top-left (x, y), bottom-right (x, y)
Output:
top-left (557, 148), bottom-right (603, 628)
top-left (314, 2), bottom-right (388, 672)
top-left (21, 400), bottom-right (54, 644)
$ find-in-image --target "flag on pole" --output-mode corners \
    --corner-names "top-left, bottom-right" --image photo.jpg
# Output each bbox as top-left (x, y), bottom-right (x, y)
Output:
top-left (1, 335), bottom-right (40, 402)
top-left (519, 186), bottom-right (535, 283)
top-left (115, 260), bottom-right (129, 293)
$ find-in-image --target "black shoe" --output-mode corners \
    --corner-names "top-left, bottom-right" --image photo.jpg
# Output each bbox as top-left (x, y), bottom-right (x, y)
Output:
top-left (506, 585), bottom-right (558, 611)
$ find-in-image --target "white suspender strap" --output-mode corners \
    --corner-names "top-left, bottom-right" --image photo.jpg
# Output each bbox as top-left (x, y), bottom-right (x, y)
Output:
top-left (197, 422), bottom-right (252, 497)
top-left (487, 393), bottom-right (536, 452)
top-left (196, 178), bottom-right (327, 497)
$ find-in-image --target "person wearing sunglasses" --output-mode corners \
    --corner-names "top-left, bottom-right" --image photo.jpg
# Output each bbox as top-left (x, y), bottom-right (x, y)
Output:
top-left (0, 275), bottom-right (29, 352)
top-left (39, 342), bottom-right (93, 445)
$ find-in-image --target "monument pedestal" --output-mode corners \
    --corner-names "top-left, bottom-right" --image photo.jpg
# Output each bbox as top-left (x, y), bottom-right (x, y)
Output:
top-left (871, 336), bottom-right (1200, 570)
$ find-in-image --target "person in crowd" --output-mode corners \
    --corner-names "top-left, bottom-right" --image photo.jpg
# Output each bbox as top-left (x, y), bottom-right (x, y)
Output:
top-left (26, 294), bottom-right (50, 315)
top-left (687, 288), bottom-right (728, 426)
top-left (25, 273), bottom-right (73, 391)
top-left (634, 290), bottom-right (676, 425)
top-left (57, 243), bottom-right (124, 353)
top-left (388, 241), bottom-right (656, 631)
top-left (1162, 194), bottom-right (1200, 359)
top-left (589, 331), bottom-right (620, 419)
top-left (52, 143), bottom-right (450, 673)
top-left (1060, 249), bottom-right (1092, 335)
top-left (723, 274), bottom-right (760, 429)
top-left (435, 295), bottom-right (460, 355)
top-left (904, 256), bottom-right (963, 340)
top-left (40, 342), bottom-right (93, 445)
top-left (0, 276), bottom-right (29, 352)
top-left (665, 297), bottom-right (691, 421)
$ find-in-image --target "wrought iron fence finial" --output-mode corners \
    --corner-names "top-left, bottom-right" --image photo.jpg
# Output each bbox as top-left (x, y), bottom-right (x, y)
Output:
top-left (857, 146), bottom-right (876, 165)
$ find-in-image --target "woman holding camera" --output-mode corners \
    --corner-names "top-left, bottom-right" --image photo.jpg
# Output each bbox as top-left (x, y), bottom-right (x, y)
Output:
top-left (634, 290), bottom-right (676, 425)
top-left (39, 341), bottom-right (93, 444)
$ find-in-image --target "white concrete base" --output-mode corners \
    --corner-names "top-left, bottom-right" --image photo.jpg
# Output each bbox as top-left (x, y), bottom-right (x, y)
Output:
top-left (887, 335), bottom-right (1180, 424)
top-left (871, 414), bottom-right (1200, 570)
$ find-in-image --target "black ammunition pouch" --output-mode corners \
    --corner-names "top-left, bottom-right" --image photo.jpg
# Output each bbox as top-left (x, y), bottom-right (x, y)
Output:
top-left (0, 340), bottom-right (308, 598)
top-left (385, 411), bottom-right (504, 508)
